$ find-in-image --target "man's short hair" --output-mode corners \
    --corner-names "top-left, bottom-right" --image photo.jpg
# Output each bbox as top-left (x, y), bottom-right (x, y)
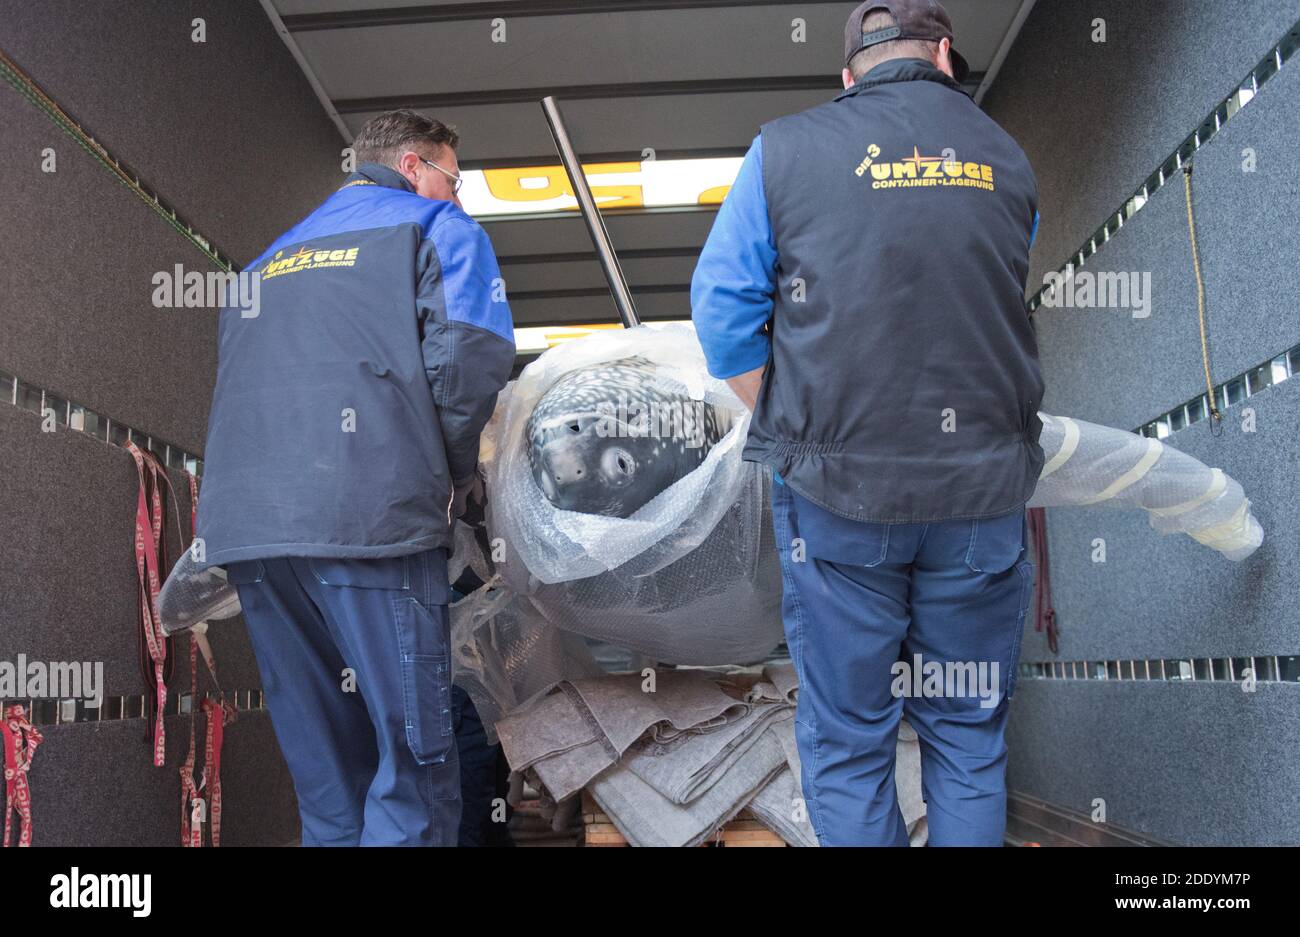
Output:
top-left (352, 109), bottom-right (460, 167)
top-left (847, 9), bottom-right (938, 80)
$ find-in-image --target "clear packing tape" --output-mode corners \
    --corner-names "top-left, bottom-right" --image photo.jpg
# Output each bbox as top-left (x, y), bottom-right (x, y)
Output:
top-left (1027, 413), bottom-right (1263, 561)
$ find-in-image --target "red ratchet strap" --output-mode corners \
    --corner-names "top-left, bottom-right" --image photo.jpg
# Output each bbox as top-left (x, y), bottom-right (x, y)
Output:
top-left (178, 470), bottom-right (237, 846)
top-left (2, 704), bottom-right (43, 847)
top-left (179, 639), bottom-right (236, 847)
top-left (127, 442), bottom-right (182, 766)
top-left (1027, 507), bottom-right (1058, 654)
top-left (190, 697), bottom-right (231, 846)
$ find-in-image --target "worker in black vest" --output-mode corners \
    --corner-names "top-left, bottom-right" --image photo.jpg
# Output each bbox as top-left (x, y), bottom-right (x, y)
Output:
top-left (691, 0), bottom-right (1045, 846)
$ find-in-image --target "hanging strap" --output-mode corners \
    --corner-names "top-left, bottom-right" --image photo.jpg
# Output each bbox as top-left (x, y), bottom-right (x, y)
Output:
top-left (1026, 507), bottom-right (1058, 654)
top-left (179, 634), bottom-right (202, 846)
top-left (179, 466), bottom-right (205, 846)
top-left (201, 697), bottom-right (230, 847)
top-left (127, 442), bottom-right (171, 766)
top-left (177, 468), bottom-right (236, 847)
top-left (2, 704), bottom-right (43, 847)
top-left (1182, 165), bottom-right (1223, 434)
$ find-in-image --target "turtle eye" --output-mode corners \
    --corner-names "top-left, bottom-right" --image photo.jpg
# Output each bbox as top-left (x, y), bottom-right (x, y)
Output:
top-left (568, 421), bottom-right (582, 434)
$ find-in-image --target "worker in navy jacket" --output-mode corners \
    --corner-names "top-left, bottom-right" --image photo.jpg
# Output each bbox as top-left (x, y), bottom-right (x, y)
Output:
top-left (692, 1), bottom-right (1044, 846)
top-left (197, 110), bottom-right (515, 846)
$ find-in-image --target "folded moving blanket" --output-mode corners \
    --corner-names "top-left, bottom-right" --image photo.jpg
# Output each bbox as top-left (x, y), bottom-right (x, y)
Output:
top-left (621, 695), bottom-right (793, 804)
top-left (589, 715), bottom-right (791, 848)
top-left (496, 670), bottom-right (750, 801)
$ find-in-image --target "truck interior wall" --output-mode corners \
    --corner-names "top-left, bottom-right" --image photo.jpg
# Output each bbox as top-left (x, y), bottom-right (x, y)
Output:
top-left (982, 0), bottom-right (1300, 292)
top-left (983, 0), bottom-right (1300, 845)
top-left (0, 0), bottom-right (345, 845)
top-left (3, 0), bottom-right (1297, 847)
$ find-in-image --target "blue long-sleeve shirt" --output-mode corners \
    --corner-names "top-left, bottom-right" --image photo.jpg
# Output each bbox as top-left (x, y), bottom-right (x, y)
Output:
top-left (690, 137), bottom-right (778, 379)
top-left (690, 135), bottom-right (1039, 380)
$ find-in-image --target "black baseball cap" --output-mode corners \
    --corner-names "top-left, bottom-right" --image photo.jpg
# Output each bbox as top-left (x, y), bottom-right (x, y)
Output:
top-left (843, 0), bottom-right (970, 84)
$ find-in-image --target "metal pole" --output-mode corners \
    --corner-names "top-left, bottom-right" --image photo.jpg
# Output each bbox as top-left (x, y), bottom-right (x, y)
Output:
top-left (540, 96), bottom-right (641, 327)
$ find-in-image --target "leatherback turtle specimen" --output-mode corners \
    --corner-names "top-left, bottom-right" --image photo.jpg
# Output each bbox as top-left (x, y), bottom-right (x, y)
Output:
top-left (526, 356), bottom-right (731, 517)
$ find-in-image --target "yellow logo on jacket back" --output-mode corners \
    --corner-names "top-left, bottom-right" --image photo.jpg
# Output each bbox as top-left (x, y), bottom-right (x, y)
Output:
top-left (855, 145), bottom-right (995, 192)
top-left (262, 245), bottom-right (360, 280)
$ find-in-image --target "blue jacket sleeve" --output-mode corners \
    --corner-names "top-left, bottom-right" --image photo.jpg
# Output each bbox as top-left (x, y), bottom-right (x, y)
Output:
top-left (690, 136), bottom-right (778, 379)
top-left (417, 215), bottom-right (516, 483)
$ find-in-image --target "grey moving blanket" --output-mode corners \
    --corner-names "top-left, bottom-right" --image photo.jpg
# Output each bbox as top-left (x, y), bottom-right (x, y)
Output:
top-left (496, 665), bottom-right (927, 846)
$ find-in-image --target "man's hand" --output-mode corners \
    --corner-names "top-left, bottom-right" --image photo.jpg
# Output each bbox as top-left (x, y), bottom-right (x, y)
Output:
top-left (725, 365), bottom-right (766, 411)
top-left (451, 472), bottom-right (485, 522)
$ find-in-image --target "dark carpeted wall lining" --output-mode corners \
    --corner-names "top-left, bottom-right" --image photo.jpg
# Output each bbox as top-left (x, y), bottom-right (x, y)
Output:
top-left (982, 0), bottom-right (1300, 295)
top-left (984, 2), bottom-right (1300, 845)
top-left (0, 0), bottom-right (346, 264)
top-left (0, 404), bottom-right (265, 694)
top-left (0, 0), bottom-right (346, 451)
top-left (1005, 680), bottom-right (1300, 846)
top-left (1030, 56), bottom-right (1300, 433)
top-left (21, 713), bottom-right (298, 847)
top-left (0, 0), bottom-right (348, 845)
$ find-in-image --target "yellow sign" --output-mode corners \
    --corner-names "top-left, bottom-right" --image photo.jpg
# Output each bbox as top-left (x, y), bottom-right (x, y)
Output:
top-left (484, 162), bottom-right (643, 210)
top-left (461, 157), bottom-right (743, 217)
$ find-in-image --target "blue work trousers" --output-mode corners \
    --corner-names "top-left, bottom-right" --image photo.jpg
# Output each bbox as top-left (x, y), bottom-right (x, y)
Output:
top-left (227, 547), bottom-right (460, 846)
top-left (771, 480), bottom-right (1033, 847)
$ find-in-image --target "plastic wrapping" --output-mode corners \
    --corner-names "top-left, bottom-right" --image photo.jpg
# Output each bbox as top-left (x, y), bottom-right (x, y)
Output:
top-left (449, 579), bottom-right (601, 744)
top-left (1028, 413), bottom-right (1264, 561)
top-left (156, 333), bottom-right (1265, 688)
top-left (471, 329), bottom-right (1266, 684)
top-left (157, 551), bottom-right (241, 635)
top-left (484, 324), bottom-right (785, 665)
top-left (489, 325), bottom-right (754, 583)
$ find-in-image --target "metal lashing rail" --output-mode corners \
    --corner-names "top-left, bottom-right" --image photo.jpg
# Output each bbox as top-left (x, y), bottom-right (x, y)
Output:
top-left (539, 96), bottom-right (641, 328)
top-left (0, 46), bottom-right (235, 272)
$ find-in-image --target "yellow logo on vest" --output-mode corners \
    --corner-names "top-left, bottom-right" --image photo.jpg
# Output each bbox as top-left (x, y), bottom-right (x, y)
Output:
top-left (262, 245), bottom-right (361, 280)
top-left (855, 146), bottom-right (995, 192)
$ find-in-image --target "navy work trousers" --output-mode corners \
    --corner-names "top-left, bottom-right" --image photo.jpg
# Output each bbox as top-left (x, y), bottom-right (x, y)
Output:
top-left (226, 547), bottom-right (460, 846)
top-left (771, 479), bottom-right (1033, 847)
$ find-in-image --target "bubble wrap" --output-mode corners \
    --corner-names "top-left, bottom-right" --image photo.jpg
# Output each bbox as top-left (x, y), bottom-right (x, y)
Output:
top-left (450, 580), bottom-right (601, 745)
top-left (1028, 413), bottom-right (1264, 561)
top-left (157, 550), bottom-right (241, 635)
top-left (479, 330), bottom-right (1264, 673)
top-left (483, 324), bottom-right (785, 665)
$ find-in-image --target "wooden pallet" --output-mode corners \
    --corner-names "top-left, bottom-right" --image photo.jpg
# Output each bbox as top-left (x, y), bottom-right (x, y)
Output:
top-left (581, 790), bottom-right (788, 847)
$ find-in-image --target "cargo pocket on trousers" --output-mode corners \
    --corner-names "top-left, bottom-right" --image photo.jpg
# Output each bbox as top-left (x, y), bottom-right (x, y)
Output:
top-left (965, 511), bottom-right (1031, 703)
top-left (964, 510), bottom-right (1026, 574)
top-left (1005, 558), bottom-right (1033, 700)
top-left (393, 595), bottom-right (455, 768)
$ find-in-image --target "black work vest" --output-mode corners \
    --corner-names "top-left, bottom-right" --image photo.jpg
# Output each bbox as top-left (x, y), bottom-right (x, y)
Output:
top-left (747, 58), bottom-right (1045, 524)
